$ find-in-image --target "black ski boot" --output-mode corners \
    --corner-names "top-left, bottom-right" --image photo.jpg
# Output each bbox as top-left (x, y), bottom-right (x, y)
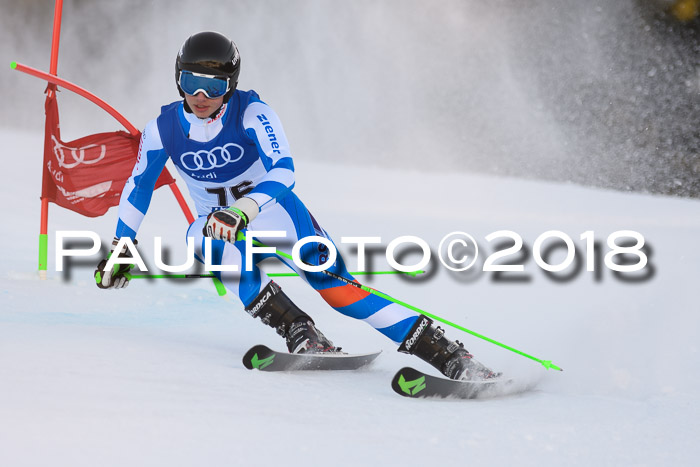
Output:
top-left (398, 316), bottom-right (500, 381)
top-left (245, 281), bottom-right (339, 354)
top-left (284, 319), bottom-right (337, 354)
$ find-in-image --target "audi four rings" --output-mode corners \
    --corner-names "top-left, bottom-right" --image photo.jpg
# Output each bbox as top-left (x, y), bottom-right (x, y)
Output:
top-left (52, 135), bottom-right (107, 169)
top-left (179, 143), bottom-right (245, 171)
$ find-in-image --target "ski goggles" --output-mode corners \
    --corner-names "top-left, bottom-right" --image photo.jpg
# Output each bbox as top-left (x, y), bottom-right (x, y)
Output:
top-left (178, 71), bottom-right (231, 98)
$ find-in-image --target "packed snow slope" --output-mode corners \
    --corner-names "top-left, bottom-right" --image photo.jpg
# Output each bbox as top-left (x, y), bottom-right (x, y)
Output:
top-left (1, 128), bottom-right (699, 466)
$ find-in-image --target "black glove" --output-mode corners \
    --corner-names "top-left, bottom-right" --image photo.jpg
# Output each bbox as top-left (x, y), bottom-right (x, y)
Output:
top-left (94, 237), bottom-right (138, 289)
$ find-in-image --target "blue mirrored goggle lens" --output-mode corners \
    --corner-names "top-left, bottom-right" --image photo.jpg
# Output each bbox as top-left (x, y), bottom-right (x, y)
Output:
top-left (179, 71), bottom-right (230, 98)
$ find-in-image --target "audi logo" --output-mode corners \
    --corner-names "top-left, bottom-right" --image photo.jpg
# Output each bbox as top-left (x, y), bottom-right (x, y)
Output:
top-left (51, 135), bottom-right (106, 169)
top-left (179, 143), bottom-right (245, 171)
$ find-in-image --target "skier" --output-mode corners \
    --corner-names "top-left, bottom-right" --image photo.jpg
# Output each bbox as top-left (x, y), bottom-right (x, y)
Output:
top-left (94, 31), bottom-right (498, 381)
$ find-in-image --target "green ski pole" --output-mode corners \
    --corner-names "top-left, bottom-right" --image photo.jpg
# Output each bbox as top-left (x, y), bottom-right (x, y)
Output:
top-left (243, 234), bottom-right (563, 372)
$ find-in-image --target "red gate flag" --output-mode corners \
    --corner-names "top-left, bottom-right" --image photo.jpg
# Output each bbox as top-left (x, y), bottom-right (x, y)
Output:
top-left (41, 90), bottom-right (174, 217)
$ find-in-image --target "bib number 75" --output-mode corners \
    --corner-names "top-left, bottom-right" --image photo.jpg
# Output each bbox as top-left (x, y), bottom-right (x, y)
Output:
top-left (206, 181), bottom-right (254, 207)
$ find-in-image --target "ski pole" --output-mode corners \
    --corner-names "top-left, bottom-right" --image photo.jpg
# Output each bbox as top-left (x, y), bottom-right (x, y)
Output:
top-left (244, 234), bottom-right (563, 372)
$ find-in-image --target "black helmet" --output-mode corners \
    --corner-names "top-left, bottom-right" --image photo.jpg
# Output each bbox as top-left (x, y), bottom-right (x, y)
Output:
top-left (175, 31), bottom-right (240, 103)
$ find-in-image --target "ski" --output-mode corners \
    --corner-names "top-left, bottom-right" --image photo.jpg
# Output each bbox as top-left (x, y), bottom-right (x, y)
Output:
top-left (242, 344), bottom-right (381, 372)
top-left (391, 366), bottom-right (516, 400)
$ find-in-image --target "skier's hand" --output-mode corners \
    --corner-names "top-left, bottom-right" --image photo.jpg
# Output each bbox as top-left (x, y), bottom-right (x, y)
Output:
top-left (203, 207), bottom-right (248, 243)
top-left (203, 197), bottom-right (259, 243)
top-left (94, 237), bottom-right (137, 289)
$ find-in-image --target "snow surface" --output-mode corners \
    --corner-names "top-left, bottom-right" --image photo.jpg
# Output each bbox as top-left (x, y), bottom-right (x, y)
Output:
top-left (1, 126), bottom-right (699, 466)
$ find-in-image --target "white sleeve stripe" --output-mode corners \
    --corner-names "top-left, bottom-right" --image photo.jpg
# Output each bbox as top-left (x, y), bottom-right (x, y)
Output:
top-left (246, 192), bottom-right (273, 208)
top-left (119, 200), bottom-right (146, 234)
top-left (260, 167), bottom-right (294, 188)
top-left (361, 305), bottom-right (418, 330)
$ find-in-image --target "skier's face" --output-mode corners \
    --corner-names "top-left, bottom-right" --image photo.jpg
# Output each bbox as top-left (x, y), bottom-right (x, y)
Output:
top-left (185, 91), bottom-right (224, 119)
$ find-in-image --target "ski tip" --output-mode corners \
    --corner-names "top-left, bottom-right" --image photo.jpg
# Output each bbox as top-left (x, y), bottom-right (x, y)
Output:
top-left (391, 367), bottom-right (424, 398)
top-left (10, 61), bottom-right (18, 70)
top-left (242, 344), bottom-right (273, 370)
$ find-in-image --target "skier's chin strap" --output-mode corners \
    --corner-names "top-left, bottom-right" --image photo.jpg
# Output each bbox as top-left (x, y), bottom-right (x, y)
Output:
top-left (183, 99), bottom-right (224, 120)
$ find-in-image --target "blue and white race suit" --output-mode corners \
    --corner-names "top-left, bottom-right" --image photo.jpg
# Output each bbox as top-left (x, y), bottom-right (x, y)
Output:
top-left (115, 90), bottom-right (418, 343)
